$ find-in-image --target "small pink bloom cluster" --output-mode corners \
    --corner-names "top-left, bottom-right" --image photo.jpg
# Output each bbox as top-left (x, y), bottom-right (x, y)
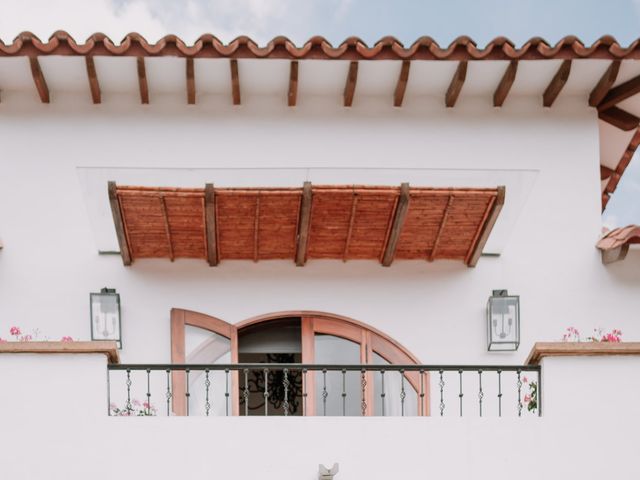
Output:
top-left (61, 336), bottom-right (74, 342)
top-left (587, 328), bottom-right (623, 343)
top-left (562, 326), bottom-right (581, 342)
top-left (110, 399), bottom-right (157, 416)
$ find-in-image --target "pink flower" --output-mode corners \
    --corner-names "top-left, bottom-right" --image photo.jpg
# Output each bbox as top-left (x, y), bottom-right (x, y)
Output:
top-left (60, 336), bottom-right (74, 342)
top-left (0, 338), bottom-right (6, 343)
top-left (524, 394), bottom-right (531, 403)
top-left (9, 326), bottom-right (21, 336)
top-left (522, 376), bottom-right (528, 384)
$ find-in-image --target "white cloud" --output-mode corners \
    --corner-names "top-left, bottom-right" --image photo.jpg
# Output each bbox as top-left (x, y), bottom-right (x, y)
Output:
top-left (0, 0), bottom-right (355, 45)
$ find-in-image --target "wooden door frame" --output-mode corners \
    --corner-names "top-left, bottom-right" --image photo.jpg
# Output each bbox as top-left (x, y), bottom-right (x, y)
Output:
top-left (170, 308), bottom-right (238, 416)
top-left (171, 308), bottom-right (429, 416)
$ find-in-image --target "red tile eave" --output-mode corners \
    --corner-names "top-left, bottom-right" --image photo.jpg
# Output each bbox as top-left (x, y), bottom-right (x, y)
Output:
top-left (2, 31), bottom-right (640, 60)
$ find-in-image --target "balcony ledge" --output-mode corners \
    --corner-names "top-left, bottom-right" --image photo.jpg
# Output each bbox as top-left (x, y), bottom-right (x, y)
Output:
top-left (526, 341), bottom-right (640, 365)
top-left (0, 341), bottom-right (119, 363)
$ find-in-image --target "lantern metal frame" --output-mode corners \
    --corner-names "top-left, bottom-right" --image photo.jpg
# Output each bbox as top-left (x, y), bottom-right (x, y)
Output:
top-left (486, 289), bottom-right (520, 352)
top-left (90, 287), bottom-right (122, 349)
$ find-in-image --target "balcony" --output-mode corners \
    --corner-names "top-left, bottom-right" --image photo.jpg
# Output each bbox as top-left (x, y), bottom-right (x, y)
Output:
top-left (1, 341), bottom-right (639, 479)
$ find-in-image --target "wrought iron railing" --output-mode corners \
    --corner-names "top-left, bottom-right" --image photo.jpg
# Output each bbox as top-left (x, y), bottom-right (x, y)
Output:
top-left (107, 364), bottom-right (541, 417)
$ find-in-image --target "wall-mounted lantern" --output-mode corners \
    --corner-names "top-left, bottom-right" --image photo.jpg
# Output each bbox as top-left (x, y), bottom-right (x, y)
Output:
top-left (487, 289), bottom-right (519, 351)
top-left (90, 288), bottom-right (122, 349)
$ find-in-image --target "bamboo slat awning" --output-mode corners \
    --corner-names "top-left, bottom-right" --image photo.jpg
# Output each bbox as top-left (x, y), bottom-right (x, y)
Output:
top-left (108, 182), bottom-right (505, 267)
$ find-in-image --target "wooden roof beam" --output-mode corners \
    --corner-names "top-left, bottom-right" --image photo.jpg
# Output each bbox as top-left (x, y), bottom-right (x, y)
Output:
top-left (493, 60), bottom-right (518, 107)
top-left (598, 107), bottom-right (640, 131)
top-left (430, 195), bottom-right (454, 261)
top-left (230, 59), bottom-right (241, 105)
top-left (288, 60), bottom-right (298, 107)
top-left (204, 183), bottom-right (218, 266)
top-left (344, 61), bottom-right (358, 107)
top-left (543, 60), bottom-right (571, 107)
top-left (295, 182), bottom-right (312, 266)
top-left (107, 181), bottom-right (132, 266)
top-left (589, 60), bottom-right (620, 107)
top-left (600, 165), bottom-right (615, 180)
top-left (381, 183), bottom-right (410, 266)
top-left (343, 193), bottom-right (358, 261)
top-left (186, 57), bottom-right (195, 105)
top-left (445, 61), bottom-right (467, 108)
top-left (393, 60), bottom-right (411, 107)
top-left (466, 186), bottom-right (506, 267)
top-left (253, 194), bottom-right (260, 262)
top-left (85, 56), bottom-right (101, 104)
top-left (136, 57), bottom-right (149, 104)
top-left (598, 73), bottom-right (640, 111)
top-left (29, 57), bottom-right (49, 103)
top-left (159, 196), bottom-right (174, 261)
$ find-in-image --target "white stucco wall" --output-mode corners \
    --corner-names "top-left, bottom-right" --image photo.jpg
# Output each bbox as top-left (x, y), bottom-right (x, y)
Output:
top-left (0, 93), bottom-right (638, 364)
top-left (1, 353), bottom-right (639, 480)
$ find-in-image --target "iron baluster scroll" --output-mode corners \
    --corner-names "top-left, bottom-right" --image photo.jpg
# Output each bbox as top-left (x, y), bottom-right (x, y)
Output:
top-left (107, 363), bottom-right (541, 418)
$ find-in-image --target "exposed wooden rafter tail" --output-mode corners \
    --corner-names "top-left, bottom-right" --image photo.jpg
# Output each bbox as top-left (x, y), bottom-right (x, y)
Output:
top-left (445, 61), bottom-right (467, 108)
top-left (543, 60), bottom-right (571, 107)
top-left (589, 60), bottom-right (620, 107)
top-left (493, 60), bottom-right (518, 107)
top-left (186, 57), bottom-right (196, 105)
top-left (599, 107), bottom-right (640, 131)
top-left (29, 56), bottom-right (49, 103)
top-left (85, 56), bottom-right (101, 104)
top-left (295, 182), bottom-right (313, 266)
top-left (288, 60), bottom-right (298, 107)
top-left (393, 61), bottom-right (411, 107)
top-left (344, 61), bottom-right (358, 107)
top-left (230, 59), bottom-right (241, 105)
top-left (466, 186), bottom-right (506, 267)
top-left (107, 181), bottom-right (132, 266)
top-left (204, 183), bottom-right (218, 266)
top-left (136, 57), bottom-right (149, 104)
top-left (598, 73), bottom-right (640, 111)
top-left (381, 183), bottom-right (410, 266)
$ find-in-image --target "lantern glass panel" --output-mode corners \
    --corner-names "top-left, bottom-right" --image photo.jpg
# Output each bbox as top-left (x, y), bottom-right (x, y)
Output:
top-left (487, 292), bottom-right (519, 351)
top-left (90, 290), bottom-right (121, 348)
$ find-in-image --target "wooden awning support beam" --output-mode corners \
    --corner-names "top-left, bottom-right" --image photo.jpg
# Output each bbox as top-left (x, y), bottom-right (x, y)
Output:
top-left (295, 182), bottom-right (313, 266)
top-left (430, 195), bottom-right (454, 261)
top-left (493, 60), bottom-right (517, 107)
top-left (344, 61), bottom-right (358, 107)
top-left (381, 183), bottom-right (410, 266)
top-left (107, 181), bottom-right (132, 266)
top-left (466, 186), bottom-right (506, 267)
top-left (186, 57), bottom-right (195, 105)
top-left (136, 57), bottom-right (149, 104)
top-left (393, 61), bottom-right (411, 107)
top-left (85, 56), bottom-right (101, 104)
top-left (159, 195), bottom-right (174, 261)
top-left (29, 56), bottom-right (49, 103)
top-left (288, 61), bottom-right (298, 107)
top-left (204, 183), bottom-right (218, 266)
top-left (445, 61), bottom-right (467, 108)
top-left (230, 59), bottom-right (241, 105)
top-left (589, 60), bottom-right (620, 107)
top-left (599, 107), bottom-right (640, 131)
top-left (600, 165), bottom-right (615, 180)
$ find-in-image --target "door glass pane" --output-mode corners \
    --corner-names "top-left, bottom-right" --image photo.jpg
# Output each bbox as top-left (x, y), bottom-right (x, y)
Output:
top-left (314, 334), bottom-right (361, 416)
top-left (185, 325), bottom-right (231, 416)
top-left (373, 352), bottom-right (418, 416)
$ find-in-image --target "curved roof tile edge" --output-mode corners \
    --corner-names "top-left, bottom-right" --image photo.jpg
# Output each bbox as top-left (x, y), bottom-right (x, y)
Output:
top-left (1, 31), bottom-right (640, 59)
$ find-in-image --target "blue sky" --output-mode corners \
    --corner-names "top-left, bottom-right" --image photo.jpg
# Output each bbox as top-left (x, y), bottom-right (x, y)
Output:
top-left (0, 0), bottom-right (638, 226)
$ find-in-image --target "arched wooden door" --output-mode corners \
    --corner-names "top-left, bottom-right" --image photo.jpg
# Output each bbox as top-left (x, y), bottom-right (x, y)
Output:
top-left (171, 309), bottom-right (428, 416)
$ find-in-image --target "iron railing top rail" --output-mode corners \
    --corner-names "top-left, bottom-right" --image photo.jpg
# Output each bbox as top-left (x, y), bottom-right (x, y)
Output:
top-left (109, 363), bottom-right (541, 372)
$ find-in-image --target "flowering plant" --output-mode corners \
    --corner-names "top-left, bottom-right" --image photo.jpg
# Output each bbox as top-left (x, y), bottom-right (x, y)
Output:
top-left (561, 327), bottom-right (622, 343)
top-left (0, 326), bottom-right (74, 343)
top-left (522, 376), bottom-right (537, 414)
top-left (110, 399), bottom-right (157, 416)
